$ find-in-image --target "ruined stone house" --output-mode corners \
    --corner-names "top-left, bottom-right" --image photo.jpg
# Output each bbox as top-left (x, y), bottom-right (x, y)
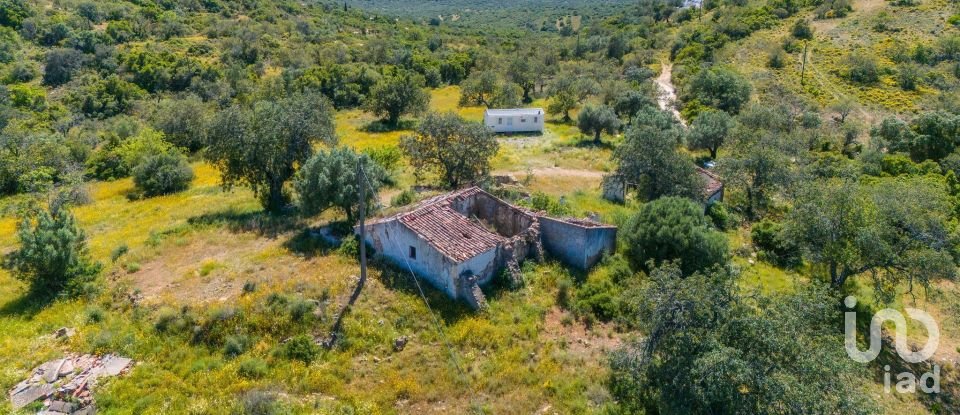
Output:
top-left (360, 187), bottom-right (616, 309)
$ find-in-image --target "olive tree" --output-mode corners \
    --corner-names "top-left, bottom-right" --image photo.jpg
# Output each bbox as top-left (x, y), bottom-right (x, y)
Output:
top-left (364, 69), bottom-right (430, 127)
top-left (611, 108), bottom-right (704, 201)
top-left (610, 263), bottom-right (874, 414)
top-left (687, 109), bottom-right (734, 159)
top-left (578, 104), bottom-right (620, 144)
top-left (205, 92), bottom-right (336, 212)
top-left (400, 111), bottom-right (499, 188)
top-left (294, 147), bottom-right (386, 222)
top-left (785, 178), bottom-right (957, 294)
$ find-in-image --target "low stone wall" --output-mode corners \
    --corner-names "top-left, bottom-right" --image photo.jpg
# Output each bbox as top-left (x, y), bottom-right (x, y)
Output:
top-left (539, 217), bottom-right (617, 270)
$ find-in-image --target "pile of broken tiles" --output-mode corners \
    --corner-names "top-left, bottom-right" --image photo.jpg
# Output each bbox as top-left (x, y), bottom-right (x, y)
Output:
top-left (8, 354), bottom-right (133, 414)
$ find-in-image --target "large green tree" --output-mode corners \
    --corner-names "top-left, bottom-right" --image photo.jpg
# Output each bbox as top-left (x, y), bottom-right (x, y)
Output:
top-left (611, 108), bottom-right (703, 201)
top-left (400, 111), bottom-right (499, 189)
top-left (621, 197), bottom-right (728, 276)
top-left (205, 92), bottom-right (336, 212)
top-left (610, 263), bottom-right (874, 414)
top-left (785, 178), bottom-right (957, 293)
top-left (364, 69), bottom-right (430, 126)
top-left (687, 67), bottom-right (752, 114)
top-left (687, 109), bottom-right (734, 159)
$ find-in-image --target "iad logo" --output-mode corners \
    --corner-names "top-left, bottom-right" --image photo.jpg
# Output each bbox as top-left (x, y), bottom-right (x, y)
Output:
top-left (843, 296), bottom-right (941, 394)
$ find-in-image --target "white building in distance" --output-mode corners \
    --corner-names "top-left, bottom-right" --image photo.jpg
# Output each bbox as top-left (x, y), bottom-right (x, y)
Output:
top-left (484, 108), bottom-right (545, 133)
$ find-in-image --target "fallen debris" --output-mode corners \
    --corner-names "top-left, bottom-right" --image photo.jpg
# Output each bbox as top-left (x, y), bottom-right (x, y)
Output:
top-left (8, 354), bottom-right (134, 413)
top-left (393, 336), bottom-right (409, 352)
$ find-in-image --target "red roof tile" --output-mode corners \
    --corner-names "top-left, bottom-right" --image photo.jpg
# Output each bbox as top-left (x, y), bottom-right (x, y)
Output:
top-left (383, 187), bottom-right (505, 263)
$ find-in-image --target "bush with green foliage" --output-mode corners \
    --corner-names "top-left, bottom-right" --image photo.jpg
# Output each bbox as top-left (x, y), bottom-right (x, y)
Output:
top-left (521, 192), bottom-right (573, 216)
top-left (705, 201), bottom-right (731, 230)
top-left (686, 67), bottom-right (751, 114)
top-left (2, 206), bottom-right (101, 297)
top-left (238, 358), bottom-right (268, 379)
top-left (750, 219), bottom-right (801, 267)
top-left (390, 189), bottom-right (416, 207)
top-left (791, 19), bottom-right (813, 40)
top-left (294, 147), bottom-right (386, 221)
top-left (277, 335), bottom-right (320, 364)
top-left (621, 196), bottom-right (728, 276)
top-left (845, 52), bottom-right (879, 84)
top-left (577, 104), bottom-right (620, 144)
top-left (132, 153), bottom-right (194, 197)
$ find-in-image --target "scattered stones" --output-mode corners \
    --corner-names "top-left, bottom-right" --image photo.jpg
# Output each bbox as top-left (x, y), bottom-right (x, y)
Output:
top-left (393, 336), bottom-right (408, 352)
top-left (8, 353), bottom-right (134, 412)
top-left (54, 327), bottom-right (76, 339)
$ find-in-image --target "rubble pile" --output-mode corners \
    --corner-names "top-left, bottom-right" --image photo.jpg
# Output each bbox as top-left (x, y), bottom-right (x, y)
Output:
top-left (8, 354), bottom-right (134, 414)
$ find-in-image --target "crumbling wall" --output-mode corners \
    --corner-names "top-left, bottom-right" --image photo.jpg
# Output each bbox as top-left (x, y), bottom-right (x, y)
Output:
top-left (453, 192), bottom-right (535, 237)
top-left (539, 217), bottom-right (617, 270)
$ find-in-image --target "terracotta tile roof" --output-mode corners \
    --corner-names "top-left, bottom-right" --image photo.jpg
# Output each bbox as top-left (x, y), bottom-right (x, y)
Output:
top-left (380, 187), bottom-right (504, 263)
top-left (697, 167), bottom-right (723, 198)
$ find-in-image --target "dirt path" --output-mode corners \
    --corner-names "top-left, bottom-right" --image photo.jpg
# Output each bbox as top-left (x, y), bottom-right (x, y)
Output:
top-left (495, 167), bottom-right (605, 180)
top-left (654, 61), bottom-right (687, 127)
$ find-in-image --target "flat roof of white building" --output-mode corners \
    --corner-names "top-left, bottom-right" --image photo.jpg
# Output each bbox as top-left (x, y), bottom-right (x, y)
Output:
top-left (484, 108), bottom-right (544, 116)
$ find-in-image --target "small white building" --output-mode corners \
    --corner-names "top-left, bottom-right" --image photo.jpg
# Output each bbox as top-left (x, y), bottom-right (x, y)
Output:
top-left (484, 108), bottom-right (545, 133)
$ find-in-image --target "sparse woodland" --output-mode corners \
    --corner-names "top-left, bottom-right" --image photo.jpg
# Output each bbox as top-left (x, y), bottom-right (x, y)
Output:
top-left (1, 0), bottom-right (960, 413)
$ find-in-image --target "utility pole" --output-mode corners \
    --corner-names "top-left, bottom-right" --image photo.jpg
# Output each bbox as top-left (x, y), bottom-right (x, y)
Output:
top-left (357, 158), bottom-right (367, 290)
top-left (322, 158), bottom-right (368, 348)
top-left (800, 41), bottom-right (808, 86)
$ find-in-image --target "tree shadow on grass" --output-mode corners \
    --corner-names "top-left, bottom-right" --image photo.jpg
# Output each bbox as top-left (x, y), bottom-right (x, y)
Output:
top-left (187, 208), bottom-right (304, 238)
top-left (0, 290), bottom-right (56, 318)
top-left (362, 119), bottom-right (416, 133)
top-left (571, 138), bottom-right (616, 151)
top-left (370, 258), bottom-right (473, 325)
top-left (282, 222), bottom-right (353, 259)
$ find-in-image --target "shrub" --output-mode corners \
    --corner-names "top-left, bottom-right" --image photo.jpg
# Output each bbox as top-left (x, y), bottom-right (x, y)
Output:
top-left (391, 189), bottom-right (416, 207)
top-left (556, 277), bottom-right (573, 309)
top-left (751, 219), bottom-right (801, 267)
top-left (110, 244), bottom-right (128, 262)
top-left (155, 308), bottom-right (190, 334)
top-left (288, 298), bottom-right (315, 323)
top-left (522, 192), bottom-right (573, 216)
top-left (705, 202), bottom-right (731, 230)
top-left (238, 358), bottom-right (268, 379)
top-left (85, 306), bottom-right (105, 323)
top-left (223, 334), bottom-right (251, 358)
top-left (949, 14), bottom-right (960, 28)
top-left (791, 19), bottom-right (813, 40)
top-left (767, 47), bottom-right (787, 69)
top-left (240, 390), bottom-right (280, 415)
top-left (621, 197), bottom-right (728, 276)
top-left (3, 206), bottom-right (101, 298)
top-left (278, 335), bottom-right (320, 364)
top-left (845, 52), bottom-right (879, 84)
top-left (132, 153), bottom-right (194, 197)
top-left (896, 63), bottom-right (920, 90)
top-left (574, 275), bottom-right (621, 321)
top-left (336, 236), bottom-right (359, 259)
